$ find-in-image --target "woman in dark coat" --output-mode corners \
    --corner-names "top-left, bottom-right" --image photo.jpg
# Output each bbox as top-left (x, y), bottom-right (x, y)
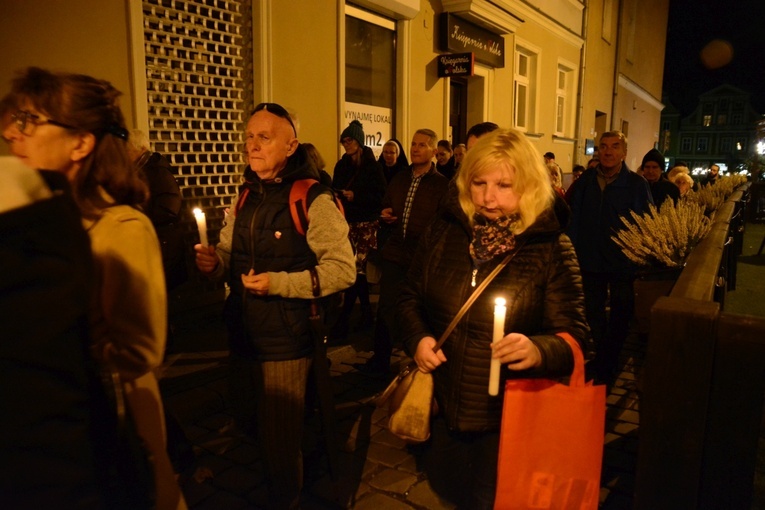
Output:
top-left (397, 128), bottom-right (588, 508)
top-left (331, 120), bottom-right (387, 335)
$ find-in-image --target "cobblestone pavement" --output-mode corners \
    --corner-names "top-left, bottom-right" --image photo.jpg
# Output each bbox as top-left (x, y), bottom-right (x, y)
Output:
top-left (159, 299), bottom-right (646, 510)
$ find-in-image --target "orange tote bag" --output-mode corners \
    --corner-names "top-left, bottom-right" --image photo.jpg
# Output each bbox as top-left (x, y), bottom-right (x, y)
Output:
top-left (494, 333), bottom-right (606, 510)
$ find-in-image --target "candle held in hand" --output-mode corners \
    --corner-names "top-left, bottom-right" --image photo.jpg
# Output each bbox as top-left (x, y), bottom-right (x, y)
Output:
top-left (489, 297), bottom-right (507, 396)
top-left (193, 207), bottom-right (208, 247)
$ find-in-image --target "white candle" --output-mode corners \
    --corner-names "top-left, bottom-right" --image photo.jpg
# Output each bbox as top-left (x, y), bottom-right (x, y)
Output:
top-left (193, 207), bottom-right (208, 247)
top-left (489, 297), bottom-right (507, 396)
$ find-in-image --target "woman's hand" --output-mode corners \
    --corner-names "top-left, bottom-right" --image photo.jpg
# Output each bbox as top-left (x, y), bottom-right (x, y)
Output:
top-left (491, 333), bottom-right (542, 371)
top-left (414, 336), bottom-right (447, 373)
top-left (195, 244), bottom-right (219, 273)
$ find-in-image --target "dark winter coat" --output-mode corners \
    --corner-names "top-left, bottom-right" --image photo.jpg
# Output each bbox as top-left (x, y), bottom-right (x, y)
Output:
top-left (649, 177), bottom-right (680, 207)
top-left (380, 163), bottom-right (449, 267)
top-left (566, 164), bottom-right (653, 274)
top-left (0, 171), bottom-right (104, 507)
top-left (228, 147), bottom-right (333, 361)
top-left (332, 146), bottom-right (386, 223)
top-left (397, 193), bottom-right (588, 433)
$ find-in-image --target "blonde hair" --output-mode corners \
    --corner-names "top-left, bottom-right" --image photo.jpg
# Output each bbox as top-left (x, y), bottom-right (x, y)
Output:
top-left (667, 165), bottom-right (690, 181)
top-left (547, 161), bottom-right (562, 188)
top-left (671, 172), bottom-right (694, 187)
top-left (456, 128), bottom-right (554, 232)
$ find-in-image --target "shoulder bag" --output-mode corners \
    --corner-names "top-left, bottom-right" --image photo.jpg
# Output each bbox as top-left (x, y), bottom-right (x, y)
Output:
top-left (375, 245), bottom-right (524, 443)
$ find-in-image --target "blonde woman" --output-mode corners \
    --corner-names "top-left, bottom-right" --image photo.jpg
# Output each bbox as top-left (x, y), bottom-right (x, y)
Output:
top-left (397, 128), bottom-right (587, 508)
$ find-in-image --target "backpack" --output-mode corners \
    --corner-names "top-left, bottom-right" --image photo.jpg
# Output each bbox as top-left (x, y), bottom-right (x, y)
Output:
top-left (289, 178), bottom-right (344, 236)
top-left (288, 179), bottom-right (345, 316)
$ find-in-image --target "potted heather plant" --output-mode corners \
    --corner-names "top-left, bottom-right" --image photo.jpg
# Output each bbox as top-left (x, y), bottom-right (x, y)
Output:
top-left (612, 199), bottom-right (712, 334)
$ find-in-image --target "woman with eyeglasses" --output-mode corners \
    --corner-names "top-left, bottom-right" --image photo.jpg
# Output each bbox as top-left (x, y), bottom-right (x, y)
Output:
top-left (330, 120), bottom-right (387, 338)
top-left (2, 67), bottom-right (185, 510)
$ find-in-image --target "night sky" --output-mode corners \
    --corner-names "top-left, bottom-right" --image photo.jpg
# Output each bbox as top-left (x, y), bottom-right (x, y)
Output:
top-left (663, 0), bottom-right (765, 116)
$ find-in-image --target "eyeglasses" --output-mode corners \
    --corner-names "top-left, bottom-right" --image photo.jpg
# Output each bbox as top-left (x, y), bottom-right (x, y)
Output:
top-left (11, 109), bottom-right (78, 136)
top-left (252, 102), bottom-right (297, 137)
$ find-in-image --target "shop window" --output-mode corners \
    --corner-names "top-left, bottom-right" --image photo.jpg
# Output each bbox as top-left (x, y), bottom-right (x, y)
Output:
top-left (345, 5), bottom-right (395, 154)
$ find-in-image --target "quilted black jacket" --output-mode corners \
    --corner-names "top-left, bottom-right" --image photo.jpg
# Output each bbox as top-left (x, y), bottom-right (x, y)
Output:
top-left (397, 193), bottom-right (588, 432)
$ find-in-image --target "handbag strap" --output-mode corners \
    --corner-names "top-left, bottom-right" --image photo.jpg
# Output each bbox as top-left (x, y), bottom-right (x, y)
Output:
top-left (555, 332), bottom-right (586, 387)
top-left (432, 239), bottom-right (527, 353)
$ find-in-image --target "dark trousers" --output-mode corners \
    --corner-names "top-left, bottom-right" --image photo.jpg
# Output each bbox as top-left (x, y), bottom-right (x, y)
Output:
top-left (581, 270), bottom-right (635, 381)
top-left (253, 357), bottom-right (312, 510)
top-left (371, 259), bottom-right (408, 366)
top-left (422, 415), bottom-right (500, 509)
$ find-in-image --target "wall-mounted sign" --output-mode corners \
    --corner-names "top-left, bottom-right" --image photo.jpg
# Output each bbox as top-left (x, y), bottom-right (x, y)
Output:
top-left (439, 13), bottom-right (504, 68)
top-left (344, 102), bottom-right (392, 158)
top-left (437, 53), bottom-right (475, 77)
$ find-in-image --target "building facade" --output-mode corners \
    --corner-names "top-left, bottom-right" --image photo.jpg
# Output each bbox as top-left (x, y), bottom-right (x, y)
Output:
top-left (660, 84), bottom-right (761, 175)
top-left (0, 0), bottom-right (669, 310)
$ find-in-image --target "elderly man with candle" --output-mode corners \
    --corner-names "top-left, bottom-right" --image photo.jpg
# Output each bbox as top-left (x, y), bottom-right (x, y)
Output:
top-left (194, 102), bottom-right (355, 508)
top-left (397, 128), bottom-right (588, 508)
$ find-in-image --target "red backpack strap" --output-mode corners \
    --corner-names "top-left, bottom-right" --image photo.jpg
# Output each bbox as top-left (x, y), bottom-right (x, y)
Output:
top-left (290, 178), bottom-right (346, 236)
top-left (290, 179), bottom-right (318, 236)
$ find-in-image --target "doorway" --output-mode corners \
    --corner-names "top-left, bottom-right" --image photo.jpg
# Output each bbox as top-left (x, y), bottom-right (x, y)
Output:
top-left (450, 77), bottom-right (468, 144)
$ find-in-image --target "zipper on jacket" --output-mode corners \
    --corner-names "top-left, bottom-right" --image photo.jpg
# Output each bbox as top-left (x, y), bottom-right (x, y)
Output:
top-left (247, 185), bottom-right (267, 272)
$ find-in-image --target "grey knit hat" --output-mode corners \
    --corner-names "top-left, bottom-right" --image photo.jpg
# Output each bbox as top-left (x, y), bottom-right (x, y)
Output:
top-left (340, 120), bottom-right (365, 147)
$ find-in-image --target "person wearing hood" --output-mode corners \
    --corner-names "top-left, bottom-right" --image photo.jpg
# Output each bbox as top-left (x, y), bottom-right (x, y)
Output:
top-left (195, 102), bottom-right (355, 508)
top-left (330, 120), bottom-right (387, 337)
top-left (397, 128), bottom-right (587, 508)
top-left (641, 148), bottom-right (679, 207)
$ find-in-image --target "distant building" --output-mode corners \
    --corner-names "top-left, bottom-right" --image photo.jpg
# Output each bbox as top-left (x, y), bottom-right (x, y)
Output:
top-left (660, 84), bottom-right (760, 176)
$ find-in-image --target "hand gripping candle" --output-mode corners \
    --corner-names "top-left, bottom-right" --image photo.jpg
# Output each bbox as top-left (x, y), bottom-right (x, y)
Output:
top-left (193, 207), bottom-right (208, 247)
top-left (489, 297), bottom-right (507, 396)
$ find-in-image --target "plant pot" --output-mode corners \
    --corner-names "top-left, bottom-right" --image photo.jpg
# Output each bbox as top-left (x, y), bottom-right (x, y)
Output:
top-left (634, 266), bottom-right (684, 335)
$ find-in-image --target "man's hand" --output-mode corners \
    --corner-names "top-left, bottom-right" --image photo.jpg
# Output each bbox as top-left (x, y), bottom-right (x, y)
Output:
top-left (491, 333), bottom-right (542, 371)
top-left (414, 336), bottom-right (447, 373)
top-left (241, 268), bottom-right (270, 296)
top-left (194, 244), bottom-right (219, 273)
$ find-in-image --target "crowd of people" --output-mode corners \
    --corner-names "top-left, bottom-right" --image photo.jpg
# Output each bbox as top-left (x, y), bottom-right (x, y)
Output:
top-left (3, 63), bottom-right (730, 509)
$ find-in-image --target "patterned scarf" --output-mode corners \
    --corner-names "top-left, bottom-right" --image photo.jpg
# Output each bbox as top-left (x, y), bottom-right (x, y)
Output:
top-left (470, 214), bottom-right (519, 264)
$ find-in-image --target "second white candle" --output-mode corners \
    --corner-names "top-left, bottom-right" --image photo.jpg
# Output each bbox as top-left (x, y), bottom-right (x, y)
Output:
top-left (489, 297), bottom-right (506, 396)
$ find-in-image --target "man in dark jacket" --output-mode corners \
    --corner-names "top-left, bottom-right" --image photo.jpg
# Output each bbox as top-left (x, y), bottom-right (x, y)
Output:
top-left (194, 103), bottom-right (355, 507)
top-left (641, 148), bottom-right (679, 207)
top-left (702, 163), bottom-right (721, 186)
top-left (566, 130), bottom-right (653, 385)
top-left (354, 128), bottom-right (449, 375)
